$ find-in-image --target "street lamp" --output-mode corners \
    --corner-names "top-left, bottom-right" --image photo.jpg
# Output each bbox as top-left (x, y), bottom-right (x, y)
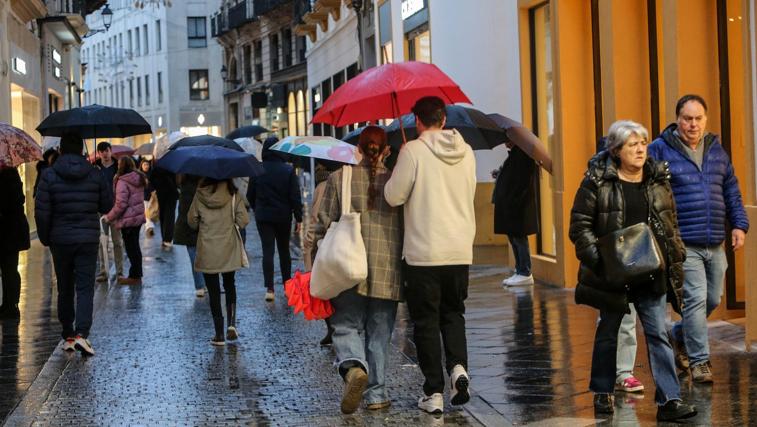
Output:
top-left (84, 3), bottom-right (113, 38)
top-left (220, 65), bottom-right (228, 81)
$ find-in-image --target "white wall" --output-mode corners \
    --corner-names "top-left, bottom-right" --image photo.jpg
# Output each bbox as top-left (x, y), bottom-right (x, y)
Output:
top-left (307, 11), bottom-right (359, 90)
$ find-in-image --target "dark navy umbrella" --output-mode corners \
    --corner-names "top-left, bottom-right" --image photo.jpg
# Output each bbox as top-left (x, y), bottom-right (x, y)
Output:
top-left (226, 125), bottom-right (269, 140)
top-left (170, 134), bottom-right (244, 152)
top-left (157, 146), bottom-right (264, 179)
top-left (36, 104), bottom-right (151, 138)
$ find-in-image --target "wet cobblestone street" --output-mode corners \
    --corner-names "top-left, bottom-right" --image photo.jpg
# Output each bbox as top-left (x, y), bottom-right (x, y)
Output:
top-left (1, 226), bottom-right (756, 426)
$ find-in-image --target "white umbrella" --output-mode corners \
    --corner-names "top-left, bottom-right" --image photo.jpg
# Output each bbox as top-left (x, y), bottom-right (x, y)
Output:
top-left (154, 131), bottom-right (187, 159)
top-left (233, 137), bottom-right (263, 161)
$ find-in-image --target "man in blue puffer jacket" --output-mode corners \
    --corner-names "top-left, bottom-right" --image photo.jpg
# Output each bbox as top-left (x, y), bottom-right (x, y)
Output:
top-left (35, 133), bottom-right (112, 356)
top-left (648, 94), bottom-right (749, 384)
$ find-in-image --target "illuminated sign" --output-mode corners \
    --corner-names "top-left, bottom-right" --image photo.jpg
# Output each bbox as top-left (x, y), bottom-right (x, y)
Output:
top-left (12, 58), bottom-right (26, 75)
top-left (52, 48), bottom-right (62, 64)
top-left (54, 66), bottom-right (61, 78)
top-left (401, 0), bottom-right (424, 20)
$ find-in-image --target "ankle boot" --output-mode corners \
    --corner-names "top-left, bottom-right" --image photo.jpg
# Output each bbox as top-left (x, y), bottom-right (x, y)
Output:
top-left (210, 316), bottom-right (225, 346)
top-left (226, 303), bottom-right (238, 341)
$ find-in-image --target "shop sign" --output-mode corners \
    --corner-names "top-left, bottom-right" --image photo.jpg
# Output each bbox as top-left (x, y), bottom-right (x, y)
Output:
top-left (401, 0), bottom-right (425, 20)
top-left (52, 48), bottom-right (62, 64)
top-left (54, 66), bottom-right (61, 79)
top-left (12, 57), bottom-right (26, 75)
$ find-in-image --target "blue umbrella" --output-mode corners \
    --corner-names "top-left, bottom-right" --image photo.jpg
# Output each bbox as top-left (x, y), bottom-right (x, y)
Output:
top-left (157, 146), bottom-right (264, 179)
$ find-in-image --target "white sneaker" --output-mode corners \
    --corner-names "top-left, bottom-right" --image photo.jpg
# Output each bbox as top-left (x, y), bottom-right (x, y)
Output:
top-left (450, 365), bottom-right (470, 405)
top-left (74, 335), bottom-right (95, 356)
top-left (195, 288), bottom-right (206, 297)
top-left (418, 393), bottom-right (444, 414)
top-left (504, 274), bottom-right (534, 286)
top-left (265, 290), bottom-right (274, 302)
top-left (62, 338), bottom-right (76, 352)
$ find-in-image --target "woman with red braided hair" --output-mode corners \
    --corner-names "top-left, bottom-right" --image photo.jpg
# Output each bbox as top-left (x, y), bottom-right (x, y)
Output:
top-left (313, 126), bottom-right (403, 414)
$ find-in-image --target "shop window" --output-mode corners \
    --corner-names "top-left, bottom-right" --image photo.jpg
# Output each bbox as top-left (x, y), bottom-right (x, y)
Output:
top-left (288, 92), bottom-right (297, 136)
top-left (189, 69), bottom-right (209, 100)
top-left (188, 17), bottom-right (207, 48)
top-left (404, 25), bottom-right (430, 63)
top-left (529, 2), bottom-right (556, 257)
top-left (297, 90), bottom-right (306, 137)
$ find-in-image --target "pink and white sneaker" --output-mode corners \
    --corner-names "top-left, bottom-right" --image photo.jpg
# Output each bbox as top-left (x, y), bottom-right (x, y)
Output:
top-left (616, 376), bottom-right (644, 393)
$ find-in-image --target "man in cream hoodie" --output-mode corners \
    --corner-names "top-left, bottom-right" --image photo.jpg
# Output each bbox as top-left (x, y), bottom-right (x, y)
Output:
top-left (384, 96), bottom-right (476, 414)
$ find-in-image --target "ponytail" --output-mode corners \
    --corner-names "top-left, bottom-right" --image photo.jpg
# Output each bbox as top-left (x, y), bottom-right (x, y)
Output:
top-left (357, 126), bottom-right (388, 209)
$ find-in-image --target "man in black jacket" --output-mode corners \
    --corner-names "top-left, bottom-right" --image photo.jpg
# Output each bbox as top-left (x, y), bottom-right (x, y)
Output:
top-left (94, 141), bottom-right (124, 281)
top-left (35, 133), bottom-right (111, 356)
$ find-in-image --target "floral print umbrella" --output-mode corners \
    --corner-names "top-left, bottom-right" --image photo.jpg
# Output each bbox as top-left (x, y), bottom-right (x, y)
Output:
top-left (0, 123), bottom-right (42, 168)
top-left (270, 136), bottom-right (361, 165)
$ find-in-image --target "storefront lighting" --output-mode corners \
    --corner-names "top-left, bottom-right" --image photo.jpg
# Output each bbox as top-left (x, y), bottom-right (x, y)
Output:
top-left (52, 49), bottom-right (62, 64)
top-left (158, 116), bottom-right (163, 127)
top-left (401, 0), bottom-right (424, 20)
top-left (197, 114), bottom-right (205, 125)
top-left (54, 66), bottom-right (62, 78)
top-left (12, 58), bottom-right (27, 75)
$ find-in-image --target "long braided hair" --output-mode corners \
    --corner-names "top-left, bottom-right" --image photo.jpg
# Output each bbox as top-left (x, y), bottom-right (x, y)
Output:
top-left (358, 126), bottom-right (388, 209)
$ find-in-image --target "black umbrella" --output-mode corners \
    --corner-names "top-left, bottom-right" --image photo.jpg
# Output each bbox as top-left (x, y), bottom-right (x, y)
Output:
top-left (36, 104), bottom-right (152, 138)
top-left (487, 113), bottom-right (552, 174)
top-left (170, 135), bottom-right (244, 152)
top-left (226, 125), bottom-right (269, 140)
top-left (158, 146), bottom-right (264, 179)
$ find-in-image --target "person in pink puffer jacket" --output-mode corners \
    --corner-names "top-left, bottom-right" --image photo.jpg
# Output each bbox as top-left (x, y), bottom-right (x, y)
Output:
top-left (104, 157), bottom-right (147, 285)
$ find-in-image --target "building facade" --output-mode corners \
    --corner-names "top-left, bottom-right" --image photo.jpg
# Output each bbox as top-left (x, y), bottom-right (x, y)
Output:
top-left (82, 0), bottom-right (225, 146)
top-left (212, 0), bottom-right (310, 138)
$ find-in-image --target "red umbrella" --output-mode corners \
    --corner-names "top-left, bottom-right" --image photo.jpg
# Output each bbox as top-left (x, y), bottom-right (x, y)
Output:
top-left (88, 144), bottom-right (136, 163)
top-left (312, 62), bottom-right (471, 129)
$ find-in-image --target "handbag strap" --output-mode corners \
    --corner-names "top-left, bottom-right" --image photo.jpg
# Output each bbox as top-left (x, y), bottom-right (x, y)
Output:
top-left (231, 193), bottom-right (236, 225)
top-left (340, 166), bottom-right (352, 216)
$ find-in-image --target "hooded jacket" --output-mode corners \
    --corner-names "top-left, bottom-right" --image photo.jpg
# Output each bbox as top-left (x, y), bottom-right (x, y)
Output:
top-left (384, 129), bottom-right (476, 266)
top-left (648, 124), bottom-right (749, 246)
top-left (34, 154), bottom-right (112, 246)
top-left (569, 151), bottom-right (686, 313)
top-left (247, 139), bottom-right (303, 223)
top-left (187, 181), bottom-right (250, 273)
top-left (106, 171), bottom-right (147, 229)
top-left (0, 167), bottom-right (30, 254)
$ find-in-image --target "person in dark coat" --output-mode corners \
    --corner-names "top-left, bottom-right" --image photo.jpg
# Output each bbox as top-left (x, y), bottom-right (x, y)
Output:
top-left (174, 174), bottom-right (206, 297)
top-left (569, 120), bottom-right (695, 421)
top-left (33, 148), bottom-right (59, 198)
top-left (492, 142), bottom-right (538, 286)
top-left (0, 166), bottom-right (31, 319)
top-left (247, 137), bottom-right (303, 301)
top-left (35, 132), bottom-right (112, 356)
top-left (151, 164), bottom-right (179, 248)
top-left (94, 142), bottom-right (125, 281)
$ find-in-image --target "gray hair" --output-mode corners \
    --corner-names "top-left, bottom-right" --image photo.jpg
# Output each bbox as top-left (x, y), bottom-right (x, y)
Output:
top-left (606, 120), bottom-right (649, 157)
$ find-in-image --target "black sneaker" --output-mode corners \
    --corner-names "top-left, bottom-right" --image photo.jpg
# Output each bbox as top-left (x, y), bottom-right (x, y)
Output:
top-left (657, 399), bottom-right (697, 421)
top-left (593, 393), bottom-right (614, 414)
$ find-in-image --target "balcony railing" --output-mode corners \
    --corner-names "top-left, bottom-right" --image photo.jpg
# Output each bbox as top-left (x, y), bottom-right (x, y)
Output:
top-left (253, 0), bottom-right (291, 16)
top-left (48, 0), bottom-right (85, 16)
top-left (211, 12), bottom-right (228, 37)
top-left (228, 1), bottom-right (249, 30)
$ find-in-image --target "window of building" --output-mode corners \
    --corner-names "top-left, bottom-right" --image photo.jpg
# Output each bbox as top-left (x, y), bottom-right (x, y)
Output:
top-left (135, 26), bottom-right (141, 56)
top-left (529, 2), bottom-right (556, 257)
top-left (109, 85), bottom-right (114, 106)
top-left (405, 24), bottom-right (430, 63)
top-left (145, 75), bottom-right (150, 106)
top-left (320, 78), bottom-right (332, 136)
top-left (189, 69), bottom-right (209, 100)
top-left (379, 1), bottom-right (393, 64)
top-left (254, 40), bottom-right (263, 81)
top-left (296, 35), bottom-right (306, 63)
top-left (120, 82), bottom-right (125, 108)
top-left (118, 33), bottom-right (123, 57)
top-left (157, 71), bottom-right (163, 103)
top-left (243, 45), bottom-right (252, 84)
top-left (129, 79), bottom-right (134, 107)
top-left (48, 93), bottom-right (61, 114)
top-left (270, 34), bottom-right (279, 72)
top-left (296, 89), bottom-right (306, 137)
top-left (288, 92), bottom-right (296, 137)
top-left (188, 17), bottom-right (207, 48)
top-left (137, 76), bottom-right (142, 106)
top-left (156, 20), bottom-right (162, 51)
top-left (282, 29), bottom-right (292, 68)
top-left (127, 29), bottom-right (133, 57)
top-left (143, 24), bottom-right (149, 55)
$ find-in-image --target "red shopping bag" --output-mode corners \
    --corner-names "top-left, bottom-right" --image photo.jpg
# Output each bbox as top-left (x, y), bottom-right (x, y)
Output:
top-left (284, 271), bottom-right (333, 320)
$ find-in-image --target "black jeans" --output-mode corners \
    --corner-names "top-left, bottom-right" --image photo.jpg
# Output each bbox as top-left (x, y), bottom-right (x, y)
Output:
top-left (255, 221), bottom-right (291, 288)
top-left (157, 192), bottom-right (177, 243)
top-left (120, 226), bottom-right (143, 278)
top-left (404, 263), bottom-right (469, 395)
top-left (203, 272), bottom-right (236, 320)
top-left (50, 243), bottom-right (98, 339)
top-left (0, 251), bottom-right (21, 308)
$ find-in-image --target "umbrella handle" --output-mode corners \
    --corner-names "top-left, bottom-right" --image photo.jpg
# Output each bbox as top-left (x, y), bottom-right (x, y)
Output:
top-left (391, 92), bottom-right (407, 146)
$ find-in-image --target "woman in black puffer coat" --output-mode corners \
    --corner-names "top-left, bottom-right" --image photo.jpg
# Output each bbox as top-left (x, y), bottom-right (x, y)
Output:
top-left (569, 120), bottom-right (695, 421)
top-left (0, 167), bottom-right (31, 319)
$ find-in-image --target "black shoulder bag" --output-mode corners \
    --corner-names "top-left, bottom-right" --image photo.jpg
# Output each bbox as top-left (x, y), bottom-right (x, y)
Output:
top-left (597, 222), bottom-right (665, 288)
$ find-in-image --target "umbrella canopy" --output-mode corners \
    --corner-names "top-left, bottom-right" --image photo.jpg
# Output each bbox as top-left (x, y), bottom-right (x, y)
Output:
top-left (170, 134), bottom-right (244, 152)
top-left (133, 142), bottom-right (155, 156)
top-left (157, 145), bottom-right (264, 179)
top-left (270, 136), bottom-right (360, 165)
top-left (36, 104), bottom-right (152, 139)
top-left (226, 125), bottom-right (269, 140)
top-left (487, 114), bottom-right (553, 174)
top-left (233, 137), bottom-right (263, 161)
top-left (154, 131), bottom-right (187, 159)
top-left (88, 144), bottom-right (136, 163)
top-left (311, 61), bottom-right (471, 127)
top-left (0, 123), bottom-right (42, 167)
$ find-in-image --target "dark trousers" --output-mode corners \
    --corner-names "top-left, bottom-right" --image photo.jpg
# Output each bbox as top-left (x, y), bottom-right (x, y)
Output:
top-left (508, 235), bottom-right (532, 276)
top-left (0, 251), bottom-right (21, 308)
top-left (404, 263), bottom-right (469, 395)
top-left (120, 226), bottom-right (143, 278)
top-left (255, 221), bottom-right (291, 288)
top-left (203, 272), bottom-right (236, 320)
top-left (50, 243), bottom-right (98, 339)
top-left (157, 193), bottom-right (177, 243)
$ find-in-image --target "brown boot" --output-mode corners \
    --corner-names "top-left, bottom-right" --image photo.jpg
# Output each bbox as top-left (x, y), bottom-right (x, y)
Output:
top-left (341, 367), bottom-right (368, 414)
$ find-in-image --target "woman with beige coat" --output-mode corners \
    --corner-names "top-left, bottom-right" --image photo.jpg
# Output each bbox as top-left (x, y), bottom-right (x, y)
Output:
top-left (188, 178), bottom-right (250, 346)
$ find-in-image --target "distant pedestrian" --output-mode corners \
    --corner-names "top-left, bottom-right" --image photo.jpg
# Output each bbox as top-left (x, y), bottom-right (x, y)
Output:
top-left (0, 166), bottom-right (31, 319)
top-left (247, 137), bottom-right (303, 302)
top-left (491, 142), bottom-right (538, 286)
top-left (104, 157), bottom-right (147, 285)
top-left (174, 174), bottom-right (206, 297)
top-left (139, 158), bottom-right (156, 236)
top-left (188, 178), bottom-right (249, 346)
top-left (569, 120), bottom-right (696, 421)
top-left (94, 142), bottom-right (125, 281)
top-left (151, 164), bottom-right (179, 249)
top-left (384, 96), bottom-right (476, 414)
top-left (313, 127), bottom-right (402, 414)
top-left (649, 94), bottom-right (749, 383)
top-left (33, 148), bottom-right (59, 197)
top-left (35, 132), bottom-right (112, 356)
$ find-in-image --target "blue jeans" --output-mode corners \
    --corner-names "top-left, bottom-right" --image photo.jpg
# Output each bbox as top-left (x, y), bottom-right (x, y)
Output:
top-left (185, 246), bottom-right (205, 290)
top-left (591, 292), bottom-right (680, 405)
top-left (330, 287), bottom-right (398, 405)
top-left (50, 243), bottom-right (98, 339)
top-left (508, 235), bottom-right (531, 276)
top-left (616, 304), bottom-right (638, 382)
top-left (672, 245), bottom-right (727, 366)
